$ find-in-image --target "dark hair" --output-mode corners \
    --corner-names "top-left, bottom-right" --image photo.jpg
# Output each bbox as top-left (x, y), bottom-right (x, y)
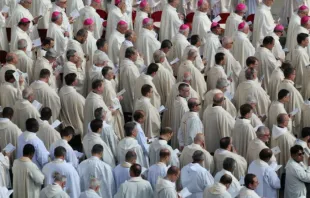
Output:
top-left (276, 113), bottom-right (287, 125)
top-left (133, 110), bottom-right (144, 121)
top-left (64, 73), bottom-right (77, 86)
top-left (290, 145), bottom-right (304, 155)
top-left (40, 107), bottom-right (52, 121)
top-left (301, 127), bottom-right (310, 138)
top-left (61, 126), bottom-right (75, 137)
top-left (124, 122), bottom-right (137, 136)
top-left (141, 84), bottom-right (152, 96)
top-left (159, 148), bottom-right (170, 158)
top-left (91, 144), bottom-right (104, 154)
top-left (96, 38), bottom-right (106, 49)
top-left (25, 118), bottom-right (39, 132)
top-left (42, 37), bottom-right (54, 46)
top-left (94, 107), bottom-right (104, 120)
top-left (2, 107), bottom-right (14, 118)
top-left (146, 63), bottom-right (159, 75)
top-left (23, 144), bottom-right (35, 156)
top-left (190, 35), bottom-right (200, 45)
top-left (283, 67), bottom-right (295, 79)
top-left (215, 52), bottom-right (225, 65)
top-left (54, 146), bottom-right (67, 158)
top-left (246, 56), bottom-right (258, 67)
top-left (220, 174), bottom-right (232, 185)
top-left (125, 150), bottom-right (137, 161)
top-left (92, 79), bottom-right (103, 90)
top-left (160, 127), bottom-right (173, 136)
top-left (4, 70), bottom-right (15, 82)
top-left (90, 119), bottom-right (103, 132)
top-left (244, 174), bottom-right (256, 188)
top-left (259, 148), bottom-right (272, 161)
top-left (167, 166), bottom-right (179, 175)
top-left (297, 33), bottom-right (309, 45)
top-left (39, 69), bottom-right (51, 79)
top-left (262, 36), bottom-right (274, 45)
top-left (161, 40), bottom-right (172, 49)
top-left (220, 137), bottom-right (231, 149)
top-left (130, 163), bottom-right (142, 176)
top-left (101, 66), bottom-right (112, 77)
top-left (66, 49), bottom-right (76, 61)
top-left (188, 99), bottom-right (198, 111)
top-left (192, 150), bottom-right (204, 162)
top-left (240, 104), bottom-right (252, 117)
top-left (278, 89), bottom-right (290, 100)
top-left (125, 47), bottom-right (136, 58)
top-left (178, 83), bottom-right (189, 91)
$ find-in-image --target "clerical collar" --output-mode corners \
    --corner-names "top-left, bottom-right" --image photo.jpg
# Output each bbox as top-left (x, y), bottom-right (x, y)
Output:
top-left (159, 137), bottom-right (165, 140)
top-left (212, 104), bottom-right (221, 107)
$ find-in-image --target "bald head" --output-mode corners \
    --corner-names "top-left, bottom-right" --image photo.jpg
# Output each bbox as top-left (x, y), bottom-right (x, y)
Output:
top-left (188, 98), bottom-right (199, 111)
top-left (277, 113), bottom-right (289, 127)
top-left (259, 148), bottom-right (273, 162)
top-left (5, 53), bottom-right (18, 65)
top-left (194, 133), bottom-right (205, 144)
top-left (183, 72), bottom-right (192, 82)
top-left (213, 93), bottom-right (224, 105)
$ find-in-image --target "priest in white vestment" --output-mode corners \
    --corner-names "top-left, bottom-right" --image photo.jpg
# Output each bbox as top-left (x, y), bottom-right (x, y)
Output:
top-left (203, 93), bottom-right (235, 153)
top-left (17, 118), bottom-right (50, 169)
top-left (36, 107), bottom-right (61, 150)
top-left (252, 0), bottom-right (276, 48)
top-left (154, 166), bottom-right (180, 198)
top-left (248, 148), bottom-right (281, 198)
top-left (78, 178), bottom-right (102, 198)
top-left (159, 0), bottom-right (183, 41)
top-left (269, 25), bottom-right (285, 61)
top-left (204, 175), bottom-right (233, 198)
top-left (133, 110), bottom-right (149, 156)
top-left (78, 144), bottom-right (116, 198)
top-left (14, 39), bottom-right (34, 83)
top-left (59, 73), bottom-right (85, 136)
top-left (180, 150), bottom-right (214, 197)
top-left (180, 133), bottom-right (214, 173)
top-left (108, 20), bottom-right (127, 66)
top-left (136, 18), bottom-right (161, 66)
top-left (30, 69), bottom-right (61, 122)
top-left (207, 52), bottom-right (229, 91)
top-left (114, 164), bottom-right (153, 198)
top-left (254, 36), bottom-right (281, 91)
top-left (0, 70), bottom-right (22, 108)
top-left (0, 12), bottom-right (8, 52)
top-left (42, 146), bottom-right (80, 198)
top-left (232, 22), bottom-right (255, 68)
top-left (170, 83), bottom-right (190, 148)
top-left (290, 16), bottom-right (310, 59)
top-left (214, 137), bottom-right (248, 179)
top-left (12, 87), bottom-right (40, 131)
top-left (117, 122), bottom-right (149, 168)
top-left (224, 3), bottom-right (247, 38)
top-left (214, 158), bottom-right (241, 197)
top-left (202, 22), bottom-right (222, 74)
top-left (12, 144), bottom-right (45, 198)
top-left (82, 119), bottom-right (116, 167)
top-left (47, 11), bottom-right (69, 61)
top-left (178, 98), bottom-right (203, 149)
top-left (133, 84), bottom-right (161, 138)
top-left (50, 126), bottom-right (79, 168)
top-left (39, 172), bottom-right (69, 198)
top-left (153, 50), bottom-right (176, 105)
top-left (278, 67), bottom-right (304, 136)
top-left (271, 114), bottom-right (296, 175)
top-left (149, 127), bottom-right (180, 167)
top-left (233, 68), bottom-right (271, 117)
top-left (182, 37), bottom-right (205, 72)
top-left (191, 0), bottom-right (211, 44)
top-left (238, 174), bottom-right (260, 198)
top-left (232, 104), bottom-right (256, 157)
top-left (177, 48), bottom-right (207, 100)
top-left (285, 5), bottom-right (308, 51)
top-left (74, 0), bottom-right (102, 39)
top-left (119, 47), bottom-right (141, 114)
top-left (238, 56), bottom-right (259, 86)
top-left (285, 145), bottom-right (310, 198)
top-left (134, 0), bottom-right (150, 38)
top-left (134, 63), bottom-right (161, 109)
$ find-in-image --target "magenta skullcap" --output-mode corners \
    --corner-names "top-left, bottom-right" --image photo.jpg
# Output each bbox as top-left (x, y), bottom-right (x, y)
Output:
top-left (235, 3), bottom-right (247, 11)
top-left (197, 0), bottom-right (203, 7)
top-left (143, 18), bottom-right (151, 25)
top-left (52, 11), bottom-right (61, 19)
top-left (115, 0), bottom-right (121, 5)
top-left (299, 5), bottom-right (309, 11)
top-left (20, 17), bottom-right (30, 23)
top-left (93, 0), bottom-right (101, 3)
top-left (84, 18), bottom-right (94, 25)
top-left (179, 24), bottom-right (189, 30)
top-left (211, 22), bottom-right (219, 28)
top-left (274, 24), bottom-right (284, 31)
top-left (238, 21), bottom-right (246, 30)
top-left (118, 20), bottom-right (127, 26)
top-left (140, 0), bottom-right (148, 8)
top-left (301, 16), bottom-right (310, 25)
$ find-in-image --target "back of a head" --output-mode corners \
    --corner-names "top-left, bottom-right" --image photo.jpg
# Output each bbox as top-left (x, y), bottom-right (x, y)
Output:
top-left (280, 62), bottom-right (292, 71)
top-left (133, 110), bottom-right (144, 122)
top-left (190, 35), bottom-right (200, 45)
top-left (124, 122), bottom-right (136, 136)
top-left (256, 126), bottom-right (268, 137)
top-left (215, 52), bottom-right (225, 65)
top-left (53, 172), bottom-right (66, 183)
top-left (125, 30), bottom-right (134, 40)
top-left (22, 87), bottom-right (33, 99)
top-left (125, 47), bottom-right (136, 58)
top-left (220, 174), bottom-right (232, 185)
top-left (245, 68), bottom-right (255, 80)
top-left (76, 28), bottom-right (88, 38)
top-left (91, 144), bottom-right (104, 155)
top-left (40, 107), bottom-right (52, 120)
top-left (160, 127), bottom-right (173, 136)
top-left (101, 66), bottom-right (112, 77)
top-left (240, 104), bottom-right (252, 117)
top-left (125, 150), bottom-right (137, 162)
top-left (187, 98), bottom-right (198, 111)
top-left (130, 163), bottom-right (142, 177)
top-left (246, 56), bottom-right (258, 67)
top-left (301, 127), bottom-right (310, 138)
top-left (297, 33), bottom-right (309, 44)
top-left (153, 50), bottom-right (165, 63)
top-left (17, 39), bottom-right (27, 50)
top-left (23, 144), bottom-right (35, 156)
top-left (194, 133), bottom-right (204, 143)
top-left (141, 84), bottom-right (152, 96)
top-left (159, 148), bottom-right (170, 159)
top-left (244, 174), bottom-right (256, 188)
top-left (262, 36), bottom-right (274, 45)
top-left (61, 126), bottom-right (75, 138)
top-left (213, 93), bottom-right (224, 104)
top-left (4, 70), bottom-right (15, 82)
top-left (94, 107), bottom-right (104, 120)
top-left (5, 53), bottom-right (15, 63)
top-left (161, 40), bottom-right (172, 49)
top-left (54, 146), bottom-right (67, 158)
top-left (216, 78), bottom-right (228, 89)
top-left (2, 107), bottom-right (14, 118)
top-left (220, 137), bottom-right (231, 149)
top-left (167, 166), bottom-right (180, 176)
top-left (223, 157), bottom-right (236, 171)
top-left (65, 73), bottom-right (77, 86)
top-left (259, 148), bottom-right (272, 161)
top-left (283, 67), bottom-right (295, 79)
top-left (90, 119), bottom-right (103, 132)
top-left (276, 113), bottom-right (287, 125)
top-left (192, 150), bottom-right (204, 162)
top-left (42, 37), bottom-right (54, 46)
top-left (146, 63), bottom-right (159, 75)
top-left (25, 118), bottom-right (39, 132)
top-left (45, 49), bottom-right (57, 60)
top-left (277, 89), bottom-right (289, 100)
top-left (39, 68), bottom-right (51, 79)
top-left (96, 38), bottom-right (105, 49)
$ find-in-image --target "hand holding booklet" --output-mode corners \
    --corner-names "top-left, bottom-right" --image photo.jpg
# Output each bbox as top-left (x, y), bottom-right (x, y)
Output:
top-left (271, 146), bottom-right (281, 155)
top-left (178, 187), bottom-right (192, 198)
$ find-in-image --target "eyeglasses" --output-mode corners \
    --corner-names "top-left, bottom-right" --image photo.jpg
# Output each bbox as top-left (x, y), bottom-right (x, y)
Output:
top-left (298, 152), bottom-right (305, 156)
top-left (195, 103), bottom-right (201, 106)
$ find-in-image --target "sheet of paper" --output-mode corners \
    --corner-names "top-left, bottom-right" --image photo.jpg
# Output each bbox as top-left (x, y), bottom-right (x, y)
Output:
top-left (158, 105), bottom-right (167, 113)
top-left (1, 5), bottom-right (10, 13)
top-left (239, 176), bottom-right (244, 185)
top-left (70, 9), bottom-right (80, 19)
top-left (148, 138), bottom-right (157, 144)
top-left (271, 146), bottom-right (281, 155)
top-left (290, 108), bottom-right (299, 116)
top-left (13, 71), bottom-right (19, 82)
top-left (247, 21), bottom-right (252, 25)
top-left (3, 143), bottom-right (16, 153)
top-left (304, 148), bottom-right (310, 156)
top-left (274, 165), bottom-right (282, 172)
top-left (113, 67), bottom-right (119, 75)
top-left (32, 38), bottom-right (42, 47)
top-left (178, 187), bottom-right (192, 198)
top-left (170, 57), bottom-right (179, 65)
top-left (141, 167), bottom-right (147, 173)
top-left (32, 100), bottom-right (42, 110)
top-left (112, 98), bottom-right (121, 110)
top-left (7, 190), bottom-right (13, 197)
top-left (51, 120), bottom-right (62, 128)
top-left (283, 48), bottom-right (289, 52)
top-left (224, 91), bottom-right (233, 100)
top-left (74, 150), bottom-right (84, 158)
top-left (116, 89), bottom-right (126, 97)
top-left (140, 65), bottom-right (147, 73)
top-left (173, 149), bottom-right (180, 155)
top-left (212, 15), bottom-right (221, 23)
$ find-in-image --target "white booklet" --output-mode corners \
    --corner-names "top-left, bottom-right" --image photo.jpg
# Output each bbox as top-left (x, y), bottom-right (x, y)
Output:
top-left (158, 105), bottom-right (167, 113)
top-left (290, 108), bottom-right (299, 116)
top-left (3, 143), bottom-right (16, 153)
top-left (74, 150), bottom-right (84, 158)
top-left (271, 146), bottom-right (281, 155)
top-left (32, 100), bottom-right (42, 110)
top-left (51, 120), bottom-right (62, 128)
top-left (70, 9), bottom-right (80, 19)
top-left (116, 89), bottom-right (126, 97)
top-left (212, 15), bottom-right (221, 23)
top-left (170, 58), bottom-right (179, 65)
top-left (178, 187), bottom-right (192, 198)
top-left (32, 38), bottom-right (42, 48)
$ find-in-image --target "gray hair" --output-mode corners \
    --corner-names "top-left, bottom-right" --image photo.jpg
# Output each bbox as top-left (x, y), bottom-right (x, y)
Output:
top-left (142, 18), bottom-right (154, 28)
top-left (89, 178), bottom-right (101, 189)
top-left (45, 49), bottom-right (58, 59)
top-left (51, 12), bottom-right (62, 22)
top-left (125, 47), bottom-right (137, 59)
top-left (246, 95), bottom-right (257, 104)
top-left (188, 48), bottom-right (198, 59)
top-left (153, 50), bottom-right (165, 63)
top-left (216, 78), bottom-right (229, 89)
top-left (66, 49), bottom-right (76, 61)
top-left (17, 39), bottom-right (28, 50)
top-left (5, 53), bottom-right (16, 63)
top-left (256, 126), bottom-right (269, 137)
top-left (222, 36), bottom-right (233, 46)
top-left (52, 172), bottom-right (67, 183)
top-left (192, 150), bottom-right (205, 162)
top-left (223, 157), bottom-right (236, 171)
top-left (22, 87), bottom-right (34, 99)
top-left (245, 68), bottom-right (256, 80)
top-left (93, 51), bottom-right (106, 65)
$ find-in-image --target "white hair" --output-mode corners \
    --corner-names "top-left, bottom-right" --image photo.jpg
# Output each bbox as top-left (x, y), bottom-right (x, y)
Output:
top-left (222, 36), bottom-right (233, 46)
top-left (246, 95), bottom-right (257, 104)
top-left (239, 23), bottom-right (249, 32)
top-left (153, 50), bottom-right (165, 63)
top-left (216, 78), bottom-right (229, 89)
top-left (22, 87), bottom-right (34, 99)
top-left (256, 126), bottom-right (269, 137)
top-left (93, 51), bottom-right (106, 65)
top-left (17, 39), bottom-right (28, 49)
top-left (187, 48), bottom-right (198, 59)
top-left (52, 172), bottom-right (67, 183)
top-left (179, 28), bottom-right (189, 35)
top-left (89, 178), bottom-right (101, 189)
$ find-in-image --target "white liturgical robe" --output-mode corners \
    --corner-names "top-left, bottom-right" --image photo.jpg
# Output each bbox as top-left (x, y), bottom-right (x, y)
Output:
top-left (290, 26), bottom-right (310, 60)
top-left (10, 27), bottom-right (32, 57)
top-left (232, 31), bottom-right (255, 68)
top-left (154, 177), bottom-right (178, 198)
top-left (181, 163), bottom-right (214, 198)
top-left (40, 183), bottom-right (69, 198)
top-left (15, 49), bottom-right (34, 83)
top-left (285, 12), bottom-right (300, 51)
top-left (207, 64), bottom-right (228, 91)
top-left (63, 60), bottom-right (86, 97)
top-left (268, 101), bottom-right (292, 132)
top-left (239, 187), bottom-right (260, 198)
top-left (12, 157), bottom-right (44, 198)
top-left (248, 159), bottom-right (281, 198)
top-left (105, 5), bottom-right (128, 41)
top-left (100, 121), bottom-right (119, 157)
top-left (36, 119), bottom-right (61, 151)
top-left (269, 32), bottom-right (285, 61)
top-left (114, 177), bottom-right (153, 198)
top-left (295, 138), bottom-right (310, 166)
top-left (191, 10), bottom-right (211, 39)
top-left (202, 32), bottom-right (221, 74)
top-left (0, 13), bottom-right (8, 52)
top-left (159, 4), bottom-right (183, 42)
top-left (214, 169), bottom-right (241, 198)
top-left (78, 156), bottom-right (116, 198)
top-left (0, 118), bottom-right (21, 160)
top-left (108, 30), bottom-right (125, 66)
top-left (168, 33), bottom-right (190, 73)
top-left (147, 162), bottom-right (168, 189)
top-left (79, 189), bottom-right (101, 198)
top-left (42, 159), bottom-right (80, 198)
top-left (134, 10), bottom-right (148, 38)
top-left (0, 82), bottom-right (22, 108)
top-left (224, 13), bottom-right (243, 38)
top-left (203, 182), bottom-right (232, 198)
top-left (47, 23), bottom-right (68, 58)
top-left (267, 67), bottom-right (285, 101)
top-left (113, 162), bottom-right (131, 190)
top-left (293, 45), bottom-right (310, 91)
top-left (203, 106), bottom-right (235, 153)
top-left (246, 138), bottom-right (277, 165)
top-left (149, 139), bottom-right (180, 167)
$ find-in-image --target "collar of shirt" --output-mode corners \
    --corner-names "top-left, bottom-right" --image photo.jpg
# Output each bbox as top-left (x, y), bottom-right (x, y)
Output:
top-left (129, 176), bottom-right (144, 182)
top-left (0, 118), bottom-right (10, 123)
top-left (121, 161), bottom-right (132, 168)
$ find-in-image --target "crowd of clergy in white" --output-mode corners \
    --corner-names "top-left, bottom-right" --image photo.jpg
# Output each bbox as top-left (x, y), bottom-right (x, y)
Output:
top-left (2, 0), bottom-right (310, 197)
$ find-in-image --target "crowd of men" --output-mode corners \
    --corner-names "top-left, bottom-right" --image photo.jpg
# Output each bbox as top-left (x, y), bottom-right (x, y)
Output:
top-left (1, 0), bottom-right (310, 197)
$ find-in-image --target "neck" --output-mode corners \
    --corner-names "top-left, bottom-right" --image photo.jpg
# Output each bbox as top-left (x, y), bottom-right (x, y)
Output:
top-left (277, 125), bottom-right (285, 128)
top-left (159, 136), bottom-right (168, 141)
top-left (62, 137), bottom-right (70, 141)
top-left (92, 154), bottom-right (101, 158)
top-left (40, 117), bottom-right (50, 121)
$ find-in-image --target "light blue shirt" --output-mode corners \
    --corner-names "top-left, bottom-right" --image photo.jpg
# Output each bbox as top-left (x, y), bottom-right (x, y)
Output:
top-left (135, 122), bottom-right (149, 155)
